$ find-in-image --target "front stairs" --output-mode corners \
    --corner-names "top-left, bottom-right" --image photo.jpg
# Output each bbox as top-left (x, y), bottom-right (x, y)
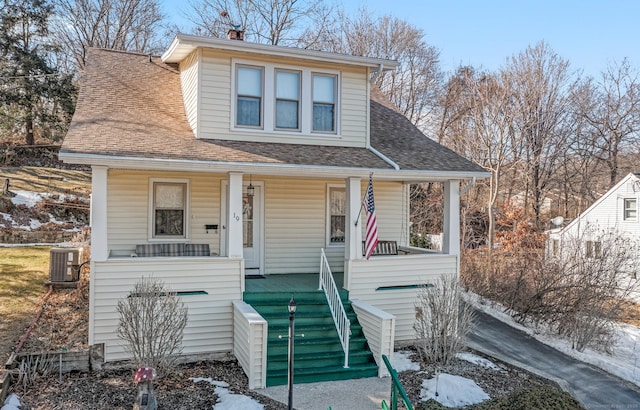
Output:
top-left (243, 289), bottom-right (378, 386)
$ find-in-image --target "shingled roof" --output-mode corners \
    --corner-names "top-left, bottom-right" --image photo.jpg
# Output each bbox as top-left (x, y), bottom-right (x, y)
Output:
top-left (61, 48), bottom-right (486, 179)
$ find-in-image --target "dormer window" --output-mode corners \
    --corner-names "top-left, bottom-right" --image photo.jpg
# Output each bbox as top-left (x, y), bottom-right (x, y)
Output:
top-left (236, 66), bottom-right (263, 127)
top-left (313, 74), bottom-right (336, 133)
top-left (232, 60), bottom-right (339, 137)
top-left (275, 70), bottom-right (300, 130)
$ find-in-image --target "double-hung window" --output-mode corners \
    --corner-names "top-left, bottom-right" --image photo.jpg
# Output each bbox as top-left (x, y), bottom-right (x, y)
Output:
top-left (624, 198), bottom-right (637, 221)
top-left (275, 70), bottom-right (300, 130)
top-left (312, 74), bottom-right (337, 133)
top-left (586, 240), bottom-right (602, 259)
top-left (152, 181), bottom-right (188, 238)
top-left (236, 66), bottom-right (263, 127)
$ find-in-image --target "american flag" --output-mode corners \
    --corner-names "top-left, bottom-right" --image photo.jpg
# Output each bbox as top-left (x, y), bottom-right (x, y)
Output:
top-left (364, 177), bottom-right (379, 260)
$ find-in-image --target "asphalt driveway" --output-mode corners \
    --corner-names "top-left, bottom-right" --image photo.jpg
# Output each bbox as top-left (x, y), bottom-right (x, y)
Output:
top-left (468, 310), bottom-right (640, 410)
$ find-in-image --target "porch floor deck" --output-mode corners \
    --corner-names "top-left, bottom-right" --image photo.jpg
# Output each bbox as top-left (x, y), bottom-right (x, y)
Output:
top-left (245, 273), bottom-right (345, 293)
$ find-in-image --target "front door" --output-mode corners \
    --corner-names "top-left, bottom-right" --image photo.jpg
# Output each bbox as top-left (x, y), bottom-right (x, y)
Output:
top-left (243, 186), bottom-right (262, 275)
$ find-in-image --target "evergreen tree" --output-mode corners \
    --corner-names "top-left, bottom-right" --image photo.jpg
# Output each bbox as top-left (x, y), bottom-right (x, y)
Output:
top-left (0, 0), bottom-right (76, 145)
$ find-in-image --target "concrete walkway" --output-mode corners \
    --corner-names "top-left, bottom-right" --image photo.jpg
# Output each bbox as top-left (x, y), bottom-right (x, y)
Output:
top-left (468, 310), bottom-right (640, 410)
top-left (257, 377), bottom-right (390, 410)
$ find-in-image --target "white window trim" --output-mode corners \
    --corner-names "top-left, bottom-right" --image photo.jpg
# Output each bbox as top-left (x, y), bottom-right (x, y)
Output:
top-left (326, 184), bottom-right (346, 247)
top-left (231, 58), bottom-right (341, 138)
top-left (274, 68), bottom-right (302, 132)
top-left (234, 64), bottom-right (265, 129)
top-left (148, 178), bottom-right (190, 241)
top-left (311, 72), bottom-right (338, 134)
top-left (623, 197), bottom-right (637, 222)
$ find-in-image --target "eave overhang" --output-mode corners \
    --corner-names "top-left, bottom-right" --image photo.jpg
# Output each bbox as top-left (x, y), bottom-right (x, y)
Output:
top-left (162, 33), bottom-right (400, 71)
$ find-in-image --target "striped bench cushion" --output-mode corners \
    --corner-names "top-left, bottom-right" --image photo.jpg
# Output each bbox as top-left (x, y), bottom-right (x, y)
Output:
top-left (136, 244), bottom-right (166, 257)
top-left (185, 243), bottom-right (210, 256)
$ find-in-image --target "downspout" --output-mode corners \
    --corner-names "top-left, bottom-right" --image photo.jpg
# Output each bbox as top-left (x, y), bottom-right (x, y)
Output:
top-left (460, 177), bottom-right (476, 195)
top-left (369, 146), bottom-right (400, 171)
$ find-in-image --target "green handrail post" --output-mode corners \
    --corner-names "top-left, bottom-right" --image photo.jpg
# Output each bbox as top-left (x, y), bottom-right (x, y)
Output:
top-left (381, 354), bottom-right (414, 410)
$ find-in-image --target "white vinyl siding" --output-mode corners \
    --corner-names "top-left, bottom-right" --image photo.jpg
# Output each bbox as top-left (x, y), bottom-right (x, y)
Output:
top-left (107, 170), bottom-right (221, 255)
top-left (191, 49), bottom-right (367, 147)
top-left (347, 255), bottom-right (458, 341)
top-left (179, 49), bottom-right (200, 136)
top-left (262, 177), bottom-right (406, 274)
top-left (91, 258), bottom-right (242, 361)
top-left (232, 301), bottom-right (268, 389)
top-left (549, 174), bottom-right (640, 258)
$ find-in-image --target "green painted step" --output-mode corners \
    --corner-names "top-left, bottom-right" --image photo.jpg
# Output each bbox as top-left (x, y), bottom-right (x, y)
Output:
top-left (243, 288), bottom-right (378, 386)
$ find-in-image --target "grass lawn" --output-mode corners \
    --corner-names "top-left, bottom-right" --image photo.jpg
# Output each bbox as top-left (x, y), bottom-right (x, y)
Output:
top-left (1, 166), bottom-right (90, 196)
top-left (0, 246), bottom-right (51, 364)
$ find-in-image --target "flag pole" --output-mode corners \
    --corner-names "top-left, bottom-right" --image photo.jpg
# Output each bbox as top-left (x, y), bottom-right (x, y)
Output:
top-left (354, 173), bottom-right (373, 227)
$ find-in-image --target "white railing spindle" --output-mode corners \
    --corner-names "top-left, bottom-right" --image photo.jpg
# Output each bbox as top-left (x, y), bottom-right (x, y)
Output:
top-left (318, 248), bottom-right (351, 368)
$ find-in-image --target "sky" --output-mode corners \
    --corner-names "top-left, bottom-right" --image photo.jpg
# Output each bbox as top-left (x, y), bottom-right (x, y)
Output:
top-left (160, 0), bottom-right (640, 78)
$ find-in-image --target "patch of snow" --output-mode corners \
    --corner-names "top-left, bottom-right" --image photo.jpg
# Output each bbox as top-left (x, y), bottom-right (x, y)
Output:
top-left (191, 378), bottom-right (264, 410)
top-left (420, 373), bottom-right (490, 407)
top-left (1, 393), bottom-right (21, 410)
top-left (393, 351), bottom-right (420, 372)
top-left (10, 190), bottom-right (44, 207)
top-left (455, 352), bottom-right (502, 371)
top-left (466, 291), bottom-right (640, 387)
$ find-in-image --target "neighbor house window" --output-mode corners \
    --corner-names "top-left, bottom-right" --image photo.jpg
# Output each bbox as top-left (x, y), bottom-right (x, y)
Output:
top-left (328, 186), bottom-right (345, 244)
top-left (275, 70), bottom-right (300, 130)
top-left (624, 198), bottom-right (637, 221)
top-left (586, 240), bottom-right (602, 259)
top-left (312, 74), bottom-right (336, 132)
top-left (151, 181), bottom-right (187, 238)
top-left (236, 66), bottom-right (263, 127)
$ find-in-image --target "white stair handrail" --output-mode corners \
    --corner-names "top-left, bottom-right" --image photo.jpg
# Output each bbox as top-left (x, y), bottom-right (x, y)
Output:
top-left (318, 248), bottom-right (351, 368)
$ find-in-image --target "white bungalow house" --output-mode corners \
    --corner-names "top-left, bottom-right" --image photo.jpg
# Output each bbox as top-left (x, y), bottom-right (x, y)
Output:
top-left (60, 32), bottom-right (488, 388)
top-left (548, 173), bottom-right (640, 260)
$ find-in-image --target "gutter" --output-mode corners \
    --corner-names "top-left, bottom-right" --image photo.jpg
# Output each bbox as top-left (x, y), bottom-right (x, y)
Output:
top-left (58, 151), bottom-right (489, 181)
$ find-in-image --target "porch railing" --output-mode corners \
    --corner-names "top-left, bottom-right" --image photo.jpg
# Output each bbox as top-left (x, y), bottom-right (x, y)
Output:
top-left (318, 248), bottom-right (351, 368)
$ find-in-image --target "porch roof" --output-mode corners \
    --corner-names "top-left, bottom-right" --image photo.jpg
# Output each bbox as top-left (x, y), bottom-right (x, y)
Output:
top-left (60, 48), bottom-right (487, 180)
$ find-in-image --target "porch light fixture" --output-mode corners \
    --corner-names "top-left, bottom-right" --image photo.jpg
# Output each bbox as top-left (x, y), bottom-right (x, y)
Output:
top-left (247, 175), bottom-right (255, 197)
top-left (287, 296), bottom-right (297, 410)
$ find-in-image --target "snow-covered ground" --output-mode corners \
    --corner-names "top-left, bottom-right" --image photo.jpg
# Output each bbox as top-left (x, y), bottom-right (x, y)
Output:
top-left (191, 378), bottom-right (264, 409)
top-left (467, 292), bottom-right (640, 388)
top-left (395, 350), bottom-right (496, 407)
top-left (1, 189), bottom-right (86, 231)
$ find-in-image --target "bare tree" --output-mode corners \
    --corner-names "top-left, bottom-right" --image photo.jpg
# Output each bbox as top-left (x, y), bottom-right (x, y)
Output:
top-left (52, 0), bottom-right (167, 70)
top-left (321, 10), bottom-right (442, 131)
top-left (186, 0), bottom-right (331, 46)
top-left (578, 59), bottom-right (640, 189)
top-left (506, 42), bottom-right (575, 227)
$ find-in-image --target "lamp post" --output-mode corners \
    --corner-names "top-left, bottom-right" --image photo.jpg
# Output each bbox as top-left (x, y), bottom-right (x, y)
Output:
top-left (287, 296), bottom-right (297, 410)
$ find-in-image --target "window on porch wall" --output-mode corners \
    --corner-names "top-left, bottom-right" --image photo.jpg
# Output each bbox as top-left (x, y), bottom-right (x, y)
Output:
top-left (153, 182), bottom-right (186, 237)
top-left (243, 194), bottom-right (254, 247)
top-left (329, 187), bottom-right (345, 244)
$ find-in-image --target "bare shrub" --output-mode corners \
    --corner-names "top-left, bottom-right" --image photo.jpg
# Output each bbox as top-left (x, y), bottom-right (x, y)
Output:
top-left (15, 353), bottom-right (55, 391)
top-left (461, 225), bottom-right (640, 353)
top-left (116, 277), bottom-right (188, 376)
top-left (414, 275), bottom-right (474, 365)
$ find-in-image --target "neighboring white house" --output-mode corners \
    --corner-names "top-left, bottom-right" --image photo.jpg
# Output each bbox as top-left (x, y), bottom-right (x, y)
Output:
top-left (60, 31), bottom-right (488, 387)
top-left (548, 173), bottom-right (640, 260)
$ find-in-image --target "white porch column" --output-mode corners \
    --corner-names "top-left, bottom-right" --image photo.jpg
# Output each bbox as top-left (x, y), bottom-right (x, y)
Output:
top-left (227, 172), bottom-right (244, 258)
top-left (442, 180), bottom-right (460, 256)
top-left (91, 166), bottom-right (108, 261)
top-left (345, 177), bottom-right (363, 261)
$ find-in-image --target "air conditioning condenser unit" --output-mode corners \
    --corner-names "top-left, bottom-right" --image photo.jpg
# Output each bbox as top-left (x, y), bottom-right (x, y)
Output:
top-left (49, 248), bottom-right (83, 282)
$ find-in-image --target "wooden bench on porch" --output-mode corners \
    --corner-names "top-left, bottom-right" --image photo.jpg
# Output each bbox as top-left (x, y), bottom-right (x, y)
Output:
top-left (362, 240), bottom-right (398, 256)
